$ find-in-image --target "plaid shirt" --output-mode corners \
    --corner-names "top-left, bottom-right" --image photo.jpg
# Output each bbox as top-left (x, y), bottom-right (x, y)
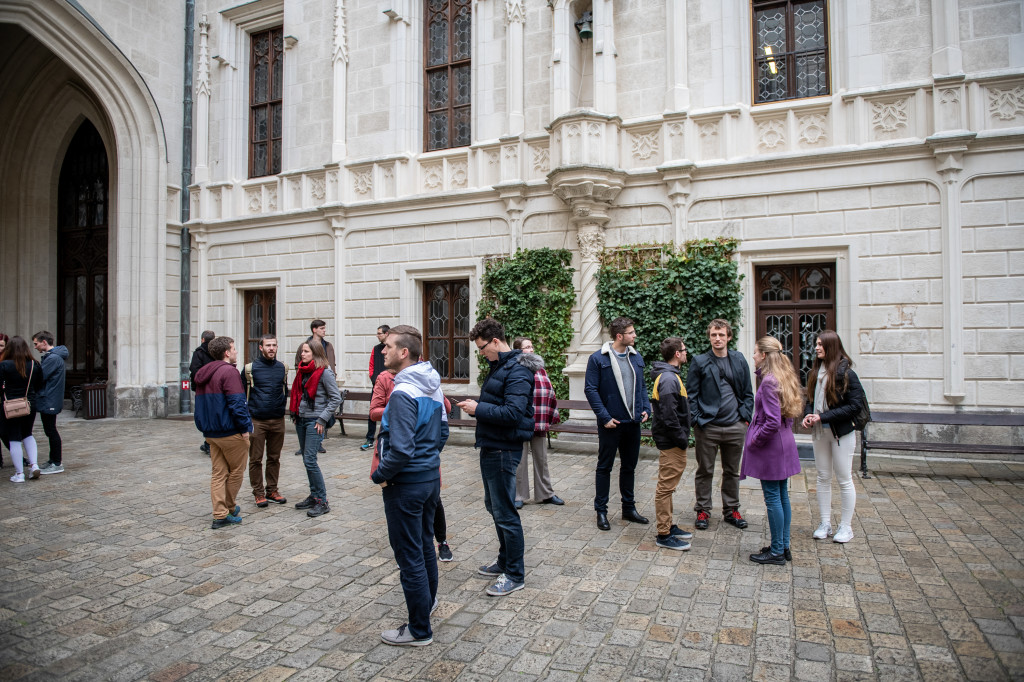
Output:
top-left (532, 369), bottom-right (560, 432)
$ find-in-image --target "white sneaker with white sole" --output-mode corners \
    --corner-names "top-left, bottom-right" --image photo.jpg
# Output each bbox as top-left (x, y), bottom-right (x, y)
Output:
top-left (833, 524), bottom-right (854, 543)
top-left (812, 521), bottom-right (832, 539)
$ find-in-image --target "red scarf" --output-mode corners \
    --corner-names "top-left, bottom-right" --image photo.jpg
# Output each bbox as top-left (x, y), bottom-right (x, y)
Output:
top-left (289, 361), bottom-right (326, 416)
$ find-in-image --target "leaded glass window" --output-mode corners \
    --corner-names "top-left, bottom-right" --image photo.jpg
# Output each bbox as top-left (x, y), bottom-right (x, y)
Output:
top-left (756, 263), bottom-right (835, 384)
top-left (425, 0), bottom-right (471, 151)
top-left (753, 1), bottom-right (829, 104)
top-left (250, 26), bottom-right (283, 177)
top-left (244, 289), bottom-right (277, 364)
top-left (424, 280), bottom-right (471, 382)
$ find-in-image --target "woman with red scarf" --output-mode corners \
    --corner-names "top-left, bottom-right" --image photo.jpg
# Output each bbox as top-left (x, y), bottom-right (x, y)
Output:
top-left (290, 340), bottom-right (342, 517)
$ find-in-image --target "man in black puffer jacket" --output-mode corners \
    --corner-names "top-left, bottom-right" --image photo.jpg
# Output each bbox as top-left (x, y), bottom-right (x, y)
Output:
top-left (456, 319), bottom-right (534, 597)
top-left (242, 334), bottom-right (289, 508)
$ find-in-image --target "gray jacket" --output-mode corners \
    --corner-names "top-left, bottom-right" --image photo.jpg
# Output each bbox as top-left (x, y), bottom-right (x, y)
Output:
top-left (297, 367), bottom-right (343, 425)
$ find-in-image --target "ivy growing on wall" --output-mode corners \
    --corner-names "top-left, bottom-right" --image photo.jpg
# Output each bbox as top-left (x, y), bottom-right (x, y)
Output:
top-left (477, 248), bottom-right (575, 398)
top-left (596, 238), bottom-right (744, 373)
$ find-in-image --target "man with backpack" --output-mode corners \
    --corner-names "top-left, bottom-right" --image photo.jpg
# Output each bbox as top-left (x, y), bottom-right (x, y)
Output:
top-left (242, 334), bottom-right (289, 508)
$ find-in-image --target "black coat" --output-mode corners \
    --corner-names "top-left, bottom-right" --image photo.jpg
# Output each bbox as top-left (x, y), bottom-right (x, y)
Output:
top-left (685, 350), bottom-right (754, 427)
top-left (804, 360), bottom-right (865, 440)
top-left (189, 342), bottom-right (214, 388)
top-left (650, 361), bottom-right (691, 451)
top-left (242, 354), bottom-right (288, 420)
top-left (473, 349), bottom-right (535, 451)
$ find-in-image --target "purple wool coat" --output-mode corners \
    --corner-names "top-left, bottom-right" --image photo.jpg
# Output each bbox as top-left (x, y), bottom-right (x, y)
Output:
top-left (739, 371), bottom-right (801, 482)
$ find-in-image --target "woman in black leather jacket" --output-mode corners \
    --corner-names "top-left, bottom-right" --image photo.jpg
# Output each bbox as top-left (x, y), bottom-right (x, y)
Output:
top-left (801, 331), bottom-right (865, 544)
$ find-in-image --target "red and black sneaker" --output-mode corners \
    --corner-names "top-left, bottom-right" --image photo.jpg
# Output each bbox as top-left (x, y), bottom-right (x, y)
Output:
top-left (267, 491), bottom-right (287, 505)
top-left (724, 510), bottom-right (748, 529)
top-left (254, 495), bottom-right (269, 508)
top-left (695, 511), bottom-right (710, 530)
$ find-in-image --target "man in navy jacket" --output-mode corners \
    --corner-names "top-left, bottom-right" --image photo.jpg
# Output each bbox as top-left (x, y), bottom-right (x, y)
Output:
top-left (373, 325), bottom-right (448, 647)
top-left (33, 331), bottom-right (68, 475)
top-left (457, 318), bottom-right (534, 597)
top-left (584, 317), bottom-right (652, 531)
top-left (194, 337), bottom-right (253, 530)
top-left (242, 334), bottom-right (289, 508)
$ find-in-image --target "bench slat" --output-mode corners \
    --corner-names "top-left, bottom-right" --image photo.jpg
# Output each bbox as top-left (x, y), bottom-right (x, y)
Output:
top-left (864, 440), bottom-right (1024, 455)
top-left (869, 411), bottom-right (1024, 427)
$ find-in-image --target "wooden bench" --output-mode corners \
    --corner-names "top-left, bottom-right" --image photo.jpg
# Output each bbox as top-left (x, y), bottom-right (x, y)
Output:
top-left (860, 411), bottom-right (1024, 478)
top-left (336, 391), bottom-right (651, 441)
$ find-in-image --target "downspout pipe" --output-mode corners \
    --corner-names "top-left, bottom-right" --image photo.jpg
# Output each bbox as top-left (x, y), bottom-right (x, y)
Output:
top-left (180, 0), bottom-right (195, 413)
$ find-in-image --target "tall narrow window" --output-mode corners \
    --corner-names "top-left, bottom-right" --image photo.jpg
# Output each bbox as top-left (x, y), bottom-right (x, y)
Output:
top-left (244, 289), bottom-right (276, 364)
top-left (423, 280), bottom-right (471, 382)
top-left (755, 263), bottom-right (835, 385)
top-left (250, 26), bottom-right (283, 177)
top-left (753, 1), bottom-right (829, 104)
top-left (425, 0), bottom-right (471, 152)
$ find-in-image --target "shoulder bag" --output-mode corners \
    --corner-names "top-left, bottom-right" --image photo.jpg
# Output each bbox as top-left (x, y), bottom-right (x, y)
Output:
top-left (3, 363), bottom-right (34, 419)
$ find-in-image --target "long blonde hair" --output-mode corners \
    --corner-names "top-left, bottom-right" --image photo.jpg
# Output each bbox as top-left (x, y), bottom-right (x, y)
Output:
top-left (755, 336), bottom-right (803, 419)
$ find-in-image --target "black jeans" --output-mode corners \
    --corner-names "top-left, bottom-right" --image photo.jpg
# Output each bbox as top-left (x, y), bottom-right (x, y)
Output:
top-left (382, 479), bottom-right (440, 640)
top-left (480, 448), bottom-right (525, 584)
top-left (434, 498), bottom-right (447, 543)
top-left (41, 413), bottom-right (62, 466)
top-left (365, 417), bottom-right (377, 443)
top-left (594, 421), bottom-right (641, 514)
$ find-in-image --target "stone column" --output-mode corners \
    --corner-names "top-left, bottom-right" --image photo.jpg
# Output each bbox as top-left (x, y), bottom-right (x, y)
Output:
top-left (931, 0), bottom-right (963, 77)
top-left (592, 0), bottom-right (617, 114)
top-left (195, 230), bottom-right (209, 335)
top-left (497, 182), bottom-right (527, 253)
top-left (331, 214), bottom-right (346, 380)
top-left (575, 216), bottom-right (607, 355)
top-left (549, 0), bottom-right (572, 118)
top-left (660, 161), bottom-right (695, 247)
top-left (930, 134), bottom-right (974, 402)
top-left (331, 0), bottom-right (349, 162)
top-left (506, 0), bottom-right (525, 136)
top-left (194, 15), bottom-right (211, 183)
top-left (665, 0), bottom-right (689, 112)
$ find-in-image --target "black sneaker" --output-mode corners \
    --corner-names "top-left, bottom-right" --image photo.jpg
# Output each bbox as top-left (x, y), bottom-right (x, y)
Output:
top-left (695, 511), bottom-right (710, 530)
top-left (295, 495), bottom-right (316, 510)
top-left (438, 542), bottom-right (453, 562)
top-left (724, 510), bottom-right (748, 529)
top-left (669, 525), bottom-right (693, 540)
top-left (307, 499), bottom-right (330, 517)
top-left (749, 548), bottom-right (785, 565)
top-left (761, 546), bottom-right (792, 562)
top-left (318, 444), bottom-right (326, 454)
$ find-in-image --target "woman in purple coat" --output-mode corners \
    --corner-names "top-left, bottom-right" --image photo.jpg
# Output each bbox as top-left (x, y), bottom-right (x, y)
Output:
top-left (741, 336), bottom-right (804, 565)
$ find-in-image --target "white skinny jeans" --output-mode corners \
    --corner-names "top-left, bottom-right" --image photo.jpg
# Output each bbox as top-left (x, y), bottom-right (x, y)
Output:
top-left (812, 430), bottom-right (857, 527)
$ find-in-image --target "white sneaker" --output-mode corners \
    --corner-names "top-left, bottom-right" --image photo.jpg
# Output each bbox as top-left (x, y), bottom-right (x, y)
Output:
top-left (833, 524), bottom-right (854, 543)
top-left (28, 467), bottom-right (40, 480)
top-left (10, 473), bottom-right (25, 483)
top-left (813, 521), bottom-right (832, 539)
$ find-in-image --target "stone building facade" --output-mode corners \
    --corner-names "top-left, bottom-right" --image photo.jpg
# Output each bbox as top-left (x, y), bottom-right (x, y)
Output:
top-left (0, 0), bottom-right (1021, 418)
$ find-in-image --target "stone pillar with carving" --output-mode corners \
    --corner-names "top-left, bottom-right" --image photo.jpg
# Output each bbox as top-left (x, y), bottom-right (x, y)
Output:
top-left (496, 182), bottom-right (527, 254)
top-left (659, 161), bottom-right (694, 247)
top-left (575, 218), bottom-right (607, 354)
top-left (331, 0), bottom-right (349, 161)
top-left (506, 0), bottom-right (525, 136)
top-left (331, 213), bottom-right (347, 379)
top-left (194, 15), bottom-right (211, 183)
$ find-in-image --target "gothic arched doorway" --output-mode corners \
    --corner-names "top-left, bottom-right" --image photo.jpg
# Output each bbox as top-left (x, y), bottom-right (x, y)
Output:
top-left (58, 119), bottom-right (108, 390)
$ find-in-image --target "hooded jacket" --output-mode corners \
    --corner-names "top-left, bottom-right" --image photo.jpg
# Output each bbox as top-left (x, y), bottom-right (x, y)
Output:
top-left (37, 345), bottom-right (69, 414)
top-left (242, 353), bottom-right (288, 420)
top-left (193, 360), bottom-right (253, 438)
top-left (474, 349), bottom-right (535, 450)
top-left (518, 352), bottom-right (559, 433)
top-left (584, 342), bottom-right (652, 426)
top-left (372, 361), bottom-right (449, 484)
top-left (189, 341), bottom-right (214, 388)
top-left (650, 360), bottom-right (690, 450)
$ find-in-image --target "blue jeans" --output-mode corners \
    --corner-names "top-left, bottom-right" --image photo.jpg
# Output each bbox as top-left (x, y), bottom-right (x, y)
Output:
top-left (595, 422), bottom-right (641, 513)
top-left (382, 479), bottom-right (440, 640)
top-left (296, 418), bottom-right (327, 501)
top-left (480, 448), bottom-right (525, 584)
top-left (760, 479), bottom-right (791, 555)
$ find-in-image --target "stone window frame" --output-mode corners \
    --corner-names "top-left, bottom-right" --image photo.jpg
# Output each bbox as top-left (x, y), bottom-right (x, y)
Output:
top-left (423, 0), bottom-right (473, 152)
top-left (751, 0), bottom-right (831, 105)
top-left (217, 0), bottom-right (289, 181)
top-left (248, 26), bottom-right (284, 178)
top-left (224, 275), bottom-right (284, 364)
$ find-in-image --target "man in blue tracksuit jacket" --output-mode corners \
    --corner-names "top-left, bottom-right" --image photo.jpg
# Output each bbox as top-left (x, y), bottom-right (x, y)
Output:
top-left (584, 316), bottom-right (652, 531)
top-left (372, 325), bottom-right (448, 647)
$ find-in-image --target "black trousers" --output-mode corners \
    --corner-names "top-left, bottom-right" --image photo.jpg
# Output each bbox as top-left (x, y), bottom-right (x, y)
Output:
top-left (41, 413), bottom-right (62, 466)
top-left (594, 422), bottom-right (641, 513)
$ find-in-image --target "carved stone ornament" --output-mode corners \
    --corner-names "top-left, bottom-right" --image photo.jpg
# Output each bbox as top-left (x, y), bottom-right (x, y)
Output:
top-left (871, 99), bottom-right (909, 133)
top-left (577, 229), bottom-right (605, 260)
top-left (423, 164), bottom-right (443, 191)
top-left (449, 160), bottom-right (468, 188)
top-left (630, 130), bottom-right (659, 162)
top-left (353, 169), bottom-right (373, 195)
top-left (505, 0), bottom-right (525, 23)
top-left (267, 186), bottom-right (278, 212)
top-left (311, 176), bottom-right (326, 201)
top-left (246, 188), bottom-right (262, 214)
top-left (798, 114), bottom-right (828, 146)
top-left (758, 118), bottom-right (786, 150)
top-left (333, 0), bottom-right (349, 64)
top-left (988, 85), bottom-right (1024, 121)
top-left (531, 146), bottom-right (550, 173)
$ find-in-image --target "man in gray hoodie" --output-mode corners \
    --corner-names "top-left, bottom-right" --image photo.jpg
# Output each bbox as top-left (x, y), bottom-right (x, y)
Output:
top-left (33, 331), bottom-right (68, 475)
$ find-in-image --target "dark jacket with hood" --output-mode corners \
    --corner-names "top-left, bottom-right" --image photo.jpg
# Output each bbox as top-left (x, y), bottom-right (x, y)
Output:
top-left (242, 353), bottom-right (288, 420)
top-left (189, 341), bottom-right (214, 388)
top-left (372, 361), bottom-right (449, 484)
top-left (650, 360), bottom-right (691, 450)
top-left (193, 360), bottom-right (253, 439)
top-left (474, 349), bottom-right (535, 451)
top-left (37, 345), bottom-right (69, 414)
top-left (584, 342), bottom-right (652, 426)
top-left (685, 349), bottom-right (754, 428)
top-left (803, 359), bottom-right (865, 440)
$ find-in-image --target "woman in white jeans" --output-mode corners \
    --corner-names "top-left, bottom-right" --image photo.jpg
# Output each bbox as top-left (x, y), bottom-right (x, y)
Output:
top-left (801, 331), bottom-right (866, 544)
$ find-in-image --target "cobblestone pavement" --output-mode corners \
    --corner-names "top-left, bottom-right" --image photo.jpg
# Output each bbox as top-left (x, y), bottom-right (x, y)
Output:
top-left (1, 417), bottom-right (1023, 681)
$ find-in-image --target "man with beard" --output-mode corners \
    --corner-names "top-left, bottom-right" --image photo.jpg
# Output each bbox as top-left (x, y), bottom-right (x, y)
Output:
top-left (242, 334), bottom-right (289, 508)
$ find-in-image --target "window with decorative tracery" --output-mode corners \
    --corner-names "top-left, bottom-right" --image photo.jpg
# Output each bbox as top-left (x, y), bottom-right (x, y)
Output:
top-left (752, 0), bottom-right (829, 104)
top-left (755, 263), bottom-right (835, 385)
top-left (249, 26), bottom-right (283, 177)
top-left (424, 0), bottom-right (471, 152)
top-left (244, 289), bottom-right (277, 364)
top-left (423, 280), bottom-right (471, 382)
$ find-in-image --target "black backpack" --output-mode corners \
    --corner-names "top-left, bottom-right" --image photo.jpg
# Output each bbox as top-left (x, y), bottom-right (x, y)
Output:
top-left (853, 394), bottom-right (871, 431)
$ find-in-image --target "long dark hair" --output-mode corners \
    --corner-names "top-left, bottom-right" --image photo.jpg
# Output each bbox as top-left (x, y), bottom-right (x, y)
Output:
top-left (3, 336), bottom-right (34, 378)
top-left (805, 330), bottom-right (853, 406)
top-left (0, 333), bottom-right (9, 360)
